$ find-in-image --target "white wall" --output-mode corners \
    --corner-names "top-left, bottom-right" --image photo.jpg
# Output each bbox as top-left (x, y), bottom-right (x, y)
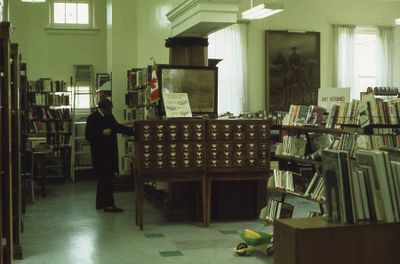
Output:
top-left (9, 0), bottom-right (107, 81)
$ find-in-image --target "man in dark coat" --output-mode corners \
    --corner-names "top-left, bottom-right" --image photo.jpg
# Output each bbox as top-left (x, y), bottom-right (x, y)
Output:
top-left (85, 98), bottom-right (133, 212)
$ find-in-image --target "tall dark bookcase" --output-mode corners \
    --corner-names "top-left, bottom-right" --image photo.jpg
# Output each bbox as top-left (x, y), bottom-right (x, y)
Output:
top-left (10, 43), bottom-right (23, 259)
top-left (0, 21), bottom-right (13, 264)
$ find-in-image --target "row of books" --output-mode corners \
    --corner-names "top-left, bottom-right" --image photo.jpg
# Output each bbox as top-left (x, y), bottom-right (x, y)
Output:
top-left (125, 140), bottom-right (134, 155)
top-left (322, 148), bottom-right (400, 224)
top-left (361, 94), bottom-right (400, 126)
top-left (29, 107), bottom-right (71, 120)
top-left (267, 111), bottom-right (287, 126)
top-left (125, 89), bottom-right (149, 107)
top-left (28, 93), bottom-right (70, 106)
top-left (29, 120), bottom-right (70, 134)
top-left (330, 96), bottom-right (400, 127)
top-left (121, 156), bottom-right (133, 172)
top-left (259, 199), bottom-right (294, 222)
top-left (268, 169), bottom-right (295, 192)
top-left (282, 105), bottom-right (326, 127)
top-left (328, 101), bottom-right (360, 127)
top-left (304, 173), bottom-right (325, 201)
top-left (275, 135), bottom-right (307, 158)
top-left (331, 134), bottom-right (400, 158)
top-left (127, 68), bottom-right (149, 89)
top-left (47, 134), bottom-right (71, 146)
top-left (28, 79), bottom-right (67, 92)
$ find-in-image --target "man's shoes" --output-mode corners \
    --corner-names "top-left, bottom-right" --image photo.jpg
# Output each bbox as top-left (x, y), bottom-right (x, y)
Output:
top-left (103, 206), bottom-right (124, 213)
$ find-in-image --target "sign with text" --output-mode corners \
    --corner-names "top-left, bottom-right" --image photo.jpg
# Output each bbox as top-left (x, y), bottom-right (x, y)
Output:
top-left (318, 87), bottom-right (350, 110)
top-left (163, 93), bottom-right (192, 118)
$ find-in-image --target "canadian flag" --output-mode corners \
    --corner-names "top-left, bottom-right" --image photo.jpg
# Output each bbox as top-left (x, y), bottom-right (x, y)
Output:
top-left (150, 63), bottom-right (160, 103)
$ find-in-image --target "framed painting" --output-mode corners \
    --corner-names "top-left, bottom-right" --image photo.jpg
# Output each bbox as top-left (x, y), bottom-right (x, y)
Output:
top-left (265, 30), bottom-right (320, 112)
top-left (157, 64), bottom-right (218, 116)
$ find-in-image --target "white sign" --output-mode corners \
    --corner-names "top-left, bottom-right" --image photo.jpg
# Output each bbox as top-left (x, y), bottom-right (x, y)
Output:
top-left (318, 87), bottom-right (350, 110)
top-left (163, 93), bottom-right (192, 118)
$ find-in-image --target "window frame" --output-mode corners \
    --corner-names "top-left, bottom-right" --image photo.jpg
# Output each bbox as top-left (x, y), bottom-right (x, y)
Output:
top-left (49, 0), bottom-right (94, 29)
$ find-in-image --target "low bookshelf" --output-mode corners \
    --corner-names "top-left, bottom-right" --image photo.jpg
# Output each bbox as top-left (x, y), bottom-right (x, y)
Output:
top-left (274, 217), bottom-right (400, 264)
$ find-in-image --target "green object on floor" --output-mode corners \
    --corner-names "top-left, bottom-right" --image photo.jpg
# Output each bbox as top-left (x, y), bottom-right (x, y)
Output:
top-left (239, 231), bottom-right (272, 246)
top-left (159, 250), bottom-right (184, 257)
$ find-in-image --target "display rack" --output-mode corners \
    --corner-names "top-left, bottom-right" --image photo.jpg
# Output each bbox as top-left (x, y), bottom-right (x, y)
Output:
top-left (260, 125), bottom-right (344, 224)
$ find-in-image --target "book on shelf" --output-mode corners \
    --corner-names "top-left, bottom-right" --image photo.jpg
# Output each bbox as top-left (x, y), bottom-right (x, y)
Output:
top-left (305, 105), bottom-right (326, 126)
top-left (280, 135), bottom-right (307, 158)
top-left (355, 149), bottom-right (397, 223)
top-left (322, 148), bottom-right (400, 224)
top-left (127, 68), bottom-right (149, 89)
top-left (282, 104), bottom-right (327, 127)
top-left (261, 199), bottom-right (294, 222)
top-left (307, 211), bottom-right (322, 218)
top-left (331, 134), bottom-right (400, 158)
top-left (269, 169), bottom-right (295, 192)
top-left (29, 79), bottom-right (67, 92)
top-left (309, 178), bottom-right (324, 201)
top-left (321, 150), bottom-right (352, 223)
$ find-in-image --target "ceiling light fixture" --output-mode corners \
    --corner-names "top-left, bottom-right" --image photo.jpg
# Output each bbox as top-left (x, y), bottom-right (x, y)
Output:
top-left (242, 0), bottom-right (284, 20)
top-left (21, 0), bottom-right (46, 3)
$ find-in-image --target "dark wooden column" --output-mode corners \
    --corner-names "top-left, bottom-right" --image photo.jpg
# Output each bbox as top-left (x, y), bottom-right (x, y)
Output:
top-left (164, 37), bottom-right (209, 221)
top-left (165, 37), bottom-right (209, 66)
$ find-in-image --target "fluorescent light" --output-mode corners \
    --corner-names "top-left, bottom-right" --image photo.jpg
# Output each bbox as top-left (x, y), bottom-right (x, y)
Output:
top-left (395, 18), bottom-right (400, 25)
top-left (21, 0), bottom-right (46, 2)
top-left (242, 2), bottom-right (284, 20)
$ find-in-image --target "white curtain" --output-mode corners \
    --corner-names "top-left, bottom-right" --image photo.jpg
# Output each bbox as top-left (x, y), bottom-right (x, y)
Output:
top-left (376, 26), bottom-right (394, 87)
top-left (208, 23), bottom-right (248, 116)
top-left (333, 24), bottom-right (356, 99)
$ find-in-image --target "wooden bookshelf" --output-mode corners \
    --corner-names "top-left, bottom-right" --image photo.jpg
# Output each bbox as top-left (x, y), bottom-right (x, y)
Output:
top-left (10, 43), bottom-right (23, 259)
top-left (0, 21), bottom-right (13, 264)
top-left (27, 79), bottom-right (72, 185)
top-left (281, 125), bottom-right (344, 134)
top-left (259, 218), bottom-right (274, 225)
top-left (267, 187), bottom-right (322, 204)
top-left (275, 155), bottom-right (320, 166)
top-left (264, 124), bottom-right (327, 224)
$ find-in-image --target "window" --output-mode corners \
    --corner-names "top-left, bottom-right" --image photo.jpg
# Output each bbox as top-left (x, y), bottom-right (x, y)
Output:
top-left (208, 24), bottom-right (248, 116)
top-left (355, 28), bottom-right (377, 98)
top-left (68, 86), bottom-right (92, 109)
top-left (0, 0), bottom-right (4, 21)
top-left (51, 0), bottom-right (92, 28)
top-left (335, 25), bottom-right (394, 100)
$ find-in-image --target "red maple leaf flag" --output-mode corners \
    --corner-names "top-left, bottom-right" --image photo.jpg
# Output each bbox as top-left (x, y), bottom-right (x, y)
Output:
top-left (150, 63), bottom-right (160, 103)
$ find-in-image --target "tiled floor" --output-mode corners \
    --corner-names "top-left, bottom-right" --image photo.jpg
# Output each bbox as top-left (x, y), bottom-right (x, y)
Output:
top-left (15, 181), bottom-right (319, 264)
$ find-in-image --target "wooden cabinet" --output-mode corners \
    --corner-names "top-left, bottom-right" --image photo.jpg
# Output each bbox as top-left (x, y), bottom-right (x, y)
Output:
top-left (134, 118), bottom-right (270, 230)
top-left (274, 217), bottom-right (400, 264)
